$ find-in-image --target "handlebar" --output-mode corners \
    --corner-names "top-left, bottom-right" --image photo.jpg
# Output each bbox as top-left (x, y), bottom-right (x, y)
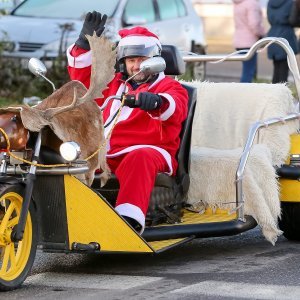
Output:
top-left (100, 94), bottom-right (140, 110)
top-left (123, 94), bottom-right (140, 108)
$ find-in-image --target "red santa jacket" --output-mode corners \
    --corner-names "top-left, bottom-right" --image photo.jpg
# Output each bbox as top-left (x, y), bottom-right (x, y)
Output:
top-left (67, 45), bottom-right (188, 175)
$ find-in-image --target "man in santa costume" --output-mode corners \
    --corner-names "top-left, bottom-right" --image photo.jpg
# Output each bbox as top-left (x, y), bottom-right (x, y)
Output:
top-left (67, 11), bottom-right (188, 233)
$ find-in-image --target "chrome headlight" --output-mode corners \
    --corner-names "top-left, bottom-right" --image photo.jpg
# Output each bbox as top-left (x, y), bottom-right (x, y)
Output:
top-left (59, 141), bottom-right (81, 162)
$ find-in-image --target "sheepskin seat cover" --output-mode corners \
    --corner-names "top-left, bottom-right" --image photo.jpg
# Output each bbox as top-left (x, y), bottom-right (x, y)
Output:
top-left (183, 81), bottom-right (298, 244)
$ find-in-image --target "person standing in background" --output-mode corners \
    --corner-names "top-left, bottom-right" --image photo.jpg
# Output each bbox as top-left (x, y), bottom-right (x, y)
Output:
top-left (289, 0), bottom-right (300, 27)
top-left (267, 0), bottom-right (298, 83)
top-left (233, 0), bottom-right (265, 83)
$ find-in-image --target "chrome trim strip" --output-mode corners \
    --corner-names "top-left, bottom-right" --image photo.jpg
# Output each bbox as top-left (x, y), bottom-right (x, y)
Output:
top-left (6, 165), bottom-right (89, 175)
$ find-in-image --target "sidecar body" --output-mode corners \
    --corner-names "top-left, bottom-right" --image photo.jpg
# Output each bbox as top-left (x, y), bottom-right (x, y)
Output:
top-left (1, 37), bottom-right (300, 291)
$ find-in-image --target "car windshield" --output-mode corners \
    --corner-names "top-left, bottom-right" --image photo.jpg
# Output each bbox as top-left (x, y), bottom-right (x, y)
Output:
top-left (12, 0), bottom-right (119, 19)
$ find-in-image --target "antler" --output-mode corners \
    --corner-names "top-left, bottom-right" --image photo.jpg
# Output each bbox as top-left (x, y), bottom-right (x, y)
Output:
top-left (0, 107), bottom-right (23, 113)
top-left (0, 105), bottom-right (51, 132)
top-left (79, 33), bottom-right (116, 105)
top-left (41, 86), bottom-right (79, 120)
top-left (41, 32), bottom-right (116, 120)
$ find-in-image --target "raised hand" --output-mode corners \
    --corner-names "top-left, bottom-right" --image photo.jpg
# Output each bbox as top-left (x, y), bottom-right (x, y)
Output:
top-left (75, 11), bottom-right (108, 50)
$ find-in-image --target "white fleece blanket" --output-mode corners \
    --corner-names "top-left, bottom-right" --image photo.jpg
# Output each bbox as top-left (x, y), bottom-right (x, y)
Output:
top-left (182, 81), bottom-right (298, 244)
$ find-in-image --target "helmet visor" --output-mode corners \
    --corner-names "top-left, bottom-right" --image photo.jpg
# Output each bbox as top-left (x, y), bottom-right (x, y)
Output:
top-left (117, 44), bottom-right (161, 61)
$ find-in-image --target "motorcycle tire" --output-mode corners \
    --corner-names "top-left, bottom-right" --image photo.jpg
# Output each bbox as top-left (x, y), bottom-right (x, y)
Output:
top-left (279, 201), bottom-right (300, 241)
top-left (0, 183), bottom-right (38, 291)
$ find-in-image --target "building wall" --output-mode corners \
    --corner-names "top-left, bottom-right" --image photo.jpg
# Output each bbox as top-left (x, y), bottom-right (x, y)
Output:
top-left (192, 0), bottom-right (269, 52)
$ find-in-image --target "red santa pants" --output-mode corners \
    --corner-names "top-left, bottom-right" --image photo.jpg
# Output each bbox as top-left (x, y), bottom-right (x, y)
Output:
top-left (107, 148), bottom-right (169, 227)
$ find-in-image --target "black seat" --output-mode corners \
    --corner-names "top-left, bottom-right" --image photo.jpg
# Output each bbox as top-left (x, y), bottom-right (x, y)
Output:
top-left (92, 45), bottom-right (197, 225)
top-left (161, 44), bottom-right (186, 75)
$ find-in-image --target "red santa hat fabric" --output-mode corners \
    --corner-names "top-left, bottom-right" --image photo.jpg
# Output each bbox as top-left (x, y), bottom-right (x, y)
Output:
top-left (118, 26), bottom-right (162, 50)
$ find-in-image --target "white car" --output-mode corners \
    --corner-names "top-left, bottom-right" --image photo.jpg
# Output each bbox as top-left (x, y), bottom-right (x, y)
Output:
top-left (0, 0), bottom-right (207, 79)
top-left (0, 0), bottom-right (14, 13)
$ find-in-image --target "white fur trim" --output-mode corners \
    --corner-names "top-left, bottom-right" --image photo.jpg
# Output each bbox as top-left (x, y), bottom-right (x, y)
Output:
top-left (106, 145), bottom-right (173, 175)
top-left (67, 43), bottom-right (92, 68)
top-left (150, 93), bottom-right (176, 121)
top-left (115, 203), bottom-right (145, 233)
top-left (119, 35), bottom-right (162, 49)
top-left (104, 83), bottom-right (134, 139)
top-left (106, 139), bottom-right (111, 152)
top-left (148, 72), bottom-right (165, 90)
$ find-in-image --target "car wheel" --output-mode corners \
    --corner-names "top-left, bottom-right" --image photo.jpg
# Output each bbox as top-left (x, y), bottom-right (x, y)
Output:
top-left (279, 201), bottom-right (300, 241)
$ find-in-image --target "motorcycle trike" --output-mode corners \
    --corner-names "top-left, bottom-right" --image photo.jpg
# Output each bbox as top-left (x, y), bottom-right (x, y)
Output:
top-left (0, 36), bottom-right (300, 291)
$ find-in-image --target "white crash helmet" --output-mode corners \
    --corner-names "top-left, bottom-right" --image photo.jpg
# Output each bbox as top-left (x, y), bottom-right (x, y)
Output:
top-left (117, 26), bottom-right (162, 74)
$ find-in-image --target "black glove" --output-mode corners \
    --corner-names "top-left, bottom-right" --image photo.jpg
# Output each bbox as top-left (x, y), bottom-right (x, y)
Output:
top-left (136, 92), bottom-right (162, 111)
top-left (75, 11), bottom-right (107, 50)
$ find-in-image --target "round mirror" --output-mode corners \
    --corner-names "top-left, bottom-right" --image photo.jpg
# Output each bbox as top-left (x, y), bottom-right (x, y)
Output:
top-left (28, 58), bottom-right (47, 77)
top-left (140, 57), bottom-right (166, 75)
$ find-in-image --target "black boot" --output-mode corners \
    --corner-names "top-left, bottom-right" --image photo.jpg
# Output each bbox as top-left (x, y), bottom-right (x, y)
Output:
top-left (123, 216), bottom-right (142, 233)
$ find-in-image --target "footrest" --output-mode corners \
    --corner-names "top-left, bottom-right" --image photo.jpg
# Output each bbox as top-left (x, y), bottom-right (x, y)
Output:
top-left (277, 164), bottom-right (300, 180)
top-left (148, 236), bottom-right (195, 253)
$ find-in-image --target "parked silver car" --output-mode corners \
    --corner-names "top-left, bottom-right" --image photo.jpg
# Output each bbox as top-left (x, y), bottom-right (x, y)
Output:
top-left (0, 0), bottom-right (207, 79)
top-left (0, 0), bottom-right (19, 14)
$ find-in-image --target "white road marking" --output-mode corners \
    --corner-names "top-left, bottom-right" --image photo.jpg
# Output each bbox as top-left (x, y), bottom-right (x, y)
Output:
top-left (26, 273), bottom-right (163, 290)
top-left (171, 280), bottom-right (300, 299)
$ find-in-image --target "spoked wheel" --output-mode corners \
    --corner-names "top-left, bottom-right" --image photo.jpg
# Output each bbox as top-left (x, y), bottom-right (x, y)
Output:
top-left (0, 184), bottom-right (37, 291)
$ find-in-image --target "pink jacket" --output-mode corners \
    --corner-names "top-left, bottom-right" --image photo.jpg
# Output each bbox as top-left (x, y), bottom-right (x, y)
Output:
top-left (233, 0), bottom-right (265, 48)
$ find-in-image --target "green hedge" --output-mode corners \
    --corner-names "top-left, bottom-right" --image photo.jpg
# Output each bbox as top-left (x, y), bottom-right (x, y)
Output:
top-left (0, 55), bottom-right (69, 107)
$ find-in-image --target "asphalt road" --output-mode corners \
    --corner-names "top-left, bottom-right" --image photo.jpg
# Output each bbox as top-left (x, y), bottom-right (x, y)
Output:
top-left (4, 228), bottom-right (300, 300)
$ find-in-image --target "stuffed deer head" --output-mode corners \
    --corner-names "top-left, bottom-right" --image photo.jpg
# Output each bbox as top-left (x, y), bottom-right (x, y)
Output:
top-left (0, 33), bottom-right (116, 186)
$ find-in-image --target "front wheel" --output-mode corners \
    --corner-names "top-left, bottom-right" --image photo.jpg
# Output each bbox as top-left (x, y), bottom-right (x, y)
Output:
top-left (279, 202), bottom-right (300, 241)
top-left (0, 184), bottom-right (37, 291)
